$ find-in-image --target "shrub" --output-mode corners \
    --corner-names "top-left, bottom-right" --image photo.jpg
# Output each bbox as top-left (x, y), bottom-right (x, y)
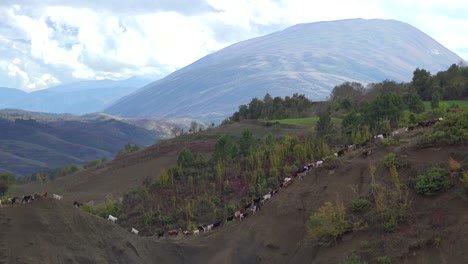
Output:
top-left (360, 240), bottom-right (370, 249)
top-left (343, 252), bottom-right (367, 264)
top-left (461, 171), bottom-right (468, 194)
top-left (376, 256), bottom-right (394, 264)
top-left (308, 200), bottom-right (350, 240)
top-left (415, 167), bottom-right (450, 195)
top-left (422, 111), bottom-right (468, 145)
top-left (84, 159), bottom-right (100, 169)
top-left (350, 199), bottom-right (371, 212)
top-left (381, 153), bottom-right (396, 168)
top-left (382, 219), bottom-right (398, 233)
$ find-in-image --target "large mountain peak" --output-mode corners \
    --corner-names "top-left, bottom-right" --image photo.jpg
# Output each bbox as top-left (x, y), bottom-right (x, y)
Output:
top-left (105, 19), bottom-right (463, 122)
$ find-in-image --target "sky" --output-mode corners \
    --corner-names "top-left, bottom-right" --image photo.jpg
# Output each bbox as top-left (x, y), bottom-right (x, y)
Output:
top-left (1, 0), bottom-right (467, 91)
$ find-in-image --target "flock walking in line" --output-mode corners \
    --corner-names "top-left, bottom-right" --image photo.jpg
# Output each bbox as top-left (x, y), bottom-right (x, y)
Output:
top-left (0, 117), bottom-right (443, 239)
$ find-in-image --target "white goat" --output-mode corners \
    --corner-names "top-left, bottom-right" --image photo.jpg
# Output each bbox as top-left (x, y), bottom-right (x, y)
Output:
top-left (108, 215), bottom-right (118, 223)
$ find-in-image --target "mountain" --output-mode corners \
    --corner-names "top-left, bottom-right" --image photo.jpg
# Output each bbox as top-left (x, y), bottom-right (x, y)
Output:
top-left (0, 110), bottom-right (171, 176)
top-left (0, 87), bottom-right (27, 108)
top-left (104, 19), bottom-right (464, 122)
top-left (0, 77), bottom-right (153, 115)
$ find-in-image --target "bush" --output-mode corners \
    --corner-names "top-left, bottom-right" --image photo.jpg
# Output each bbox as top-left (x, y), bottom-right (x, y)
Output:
top-left (376, 256), bottom-right (394, 264)
top-left (308, 200), bottom-right (350, 240)
top-left (415, 167), bottom-right (450, 195)
top-left (422, 111), bottom-right (468, 145)
top-left (84, 159), bottom-right (101, 169)
top-left (350, 199), bottom-right (371, 212)
top-left (360, 240), bottom-right (370, 249)
top-left (382, 219), bottom-right (398, 233)
top-left (343, 252), bottom-right (367, 264)
top-left (381, 153), bottom-right (396, 168)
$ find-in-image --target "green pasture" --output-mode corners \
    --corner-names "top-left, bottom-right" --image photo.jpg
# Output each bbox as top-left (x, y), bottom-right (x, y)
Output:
top-left (270, 117), bottom-right (342, 127)
top-left (423, 100), bottom-right (468, 111)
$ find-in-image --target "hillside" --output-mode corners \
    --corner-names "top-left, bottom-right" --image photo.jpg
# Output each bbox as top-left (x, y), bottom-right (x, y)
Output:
top-left (0, 77), bottom-right (152, 115)
top-left (104, 18), bottom-right (464, 122)
top-left (0, 110), bottom-right (167, 177)
top-left (7, 120), bottom-right (468, 263)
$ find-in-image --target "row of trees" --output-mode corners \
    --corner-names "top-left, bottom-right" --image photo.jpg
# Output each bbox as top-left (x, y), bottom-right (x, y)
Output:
top-left (412, 63), bottom-right (468, 100)
top-left (229, 93), bottom-right (314, 121)
top-left (119, 126), bottom-right (340, 233)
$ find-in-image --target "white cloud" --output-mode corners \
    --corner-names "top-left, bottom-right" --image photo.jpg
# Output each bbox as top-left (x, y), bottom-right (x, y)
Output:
top-left (27, 73), bottom-right (60, 90)
top-left (0, 0), bottom-right (467, 91)
top-left (7, 61), bottom-right (30, 88)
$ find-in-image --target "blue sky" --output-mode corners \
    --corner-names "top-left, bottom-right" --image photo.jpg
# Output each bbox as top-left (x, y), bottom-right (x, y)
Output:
top-left (1, 0), bottom-right (467, 91)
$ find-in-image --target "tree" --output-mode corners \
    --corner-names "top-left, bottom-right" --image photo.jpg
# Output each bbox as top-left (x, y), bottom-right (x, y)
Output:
top-left (189, 121), bottom-right (199, 133)
top-left (0, 173), bottom-right (16, 196)
top-left (431, 90), bottom-right (442, 110)
top-left (239, 129), bottom-right (256, 157)
top-left (315, 112), bottom-right (333, 140)
top-left (341, 111), bottom-right (362, 139)
top-left (171, 126), bottom-right (182, 137)
top-left (177, 148), bottom-right (196, 167)
top-left (407, 93), bottom-right (425, 113)
top-left (412, 68), bottom-right (432, 100)
top-left (212, 134), bottom-right (237, 161)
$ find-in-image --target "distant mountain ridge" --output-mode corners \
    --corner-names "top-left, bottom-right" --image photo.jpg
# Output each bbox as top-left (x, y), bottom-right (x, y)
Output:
top-left (0, 110), bottom-right (173, 176)
top-left (104, 18), bottom-right (464, 122)
top-left (0, 77), bottom-right (153, 114)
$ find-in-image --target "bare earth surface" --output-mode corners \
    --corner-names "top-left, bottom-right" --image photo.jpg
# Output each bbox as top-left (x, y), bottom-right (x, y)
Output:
top-left (4, 129), bottom-right (468, 263)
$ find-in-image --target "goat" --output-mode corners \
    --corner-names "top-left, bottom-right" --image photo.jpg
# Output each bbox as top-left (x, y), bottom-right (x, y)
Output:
top-left (374, 134), bottom-right (384, 140)
top-left (21, 195), bottom-right (33, 203)
top-left (131, 227), bottom-right (139, 235)
top-left (213, 221), bottom-right (222, 228)
top-left (8, 197), bottom-right (18, 205)
top-left (298, 171), bottom-right (306, 180)
top-left (73, 201), bottom-right (82, 208)
top-left (157, 231), bottom-right (165, 238)
top-left (166, 230), bottom-right (178, 237)
top-left (193, 230), bottom-right (200, 236)
top-left (250, 205), bottom-right (257, 214)
top-left (52, 194), bottom-right (63, 200)
top-left (316, 160), bottom-right (323, 167)
top-left (240, 212), bottom-right (248, 221)
top-left (107, 215), bottom-right (118, 223)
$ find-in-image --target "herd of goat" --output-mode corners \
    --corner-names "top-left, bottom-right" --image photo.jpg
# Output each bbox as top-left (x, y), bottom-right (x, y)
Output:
top-left (0, 117), bottom-right (443, 238)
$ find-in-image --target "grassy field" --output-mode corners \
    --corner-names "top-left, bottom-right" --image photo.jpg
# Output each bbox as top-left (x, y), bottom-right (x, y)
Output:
top-left (423, 100), bottom-right (468, 111)
top-left (270, 117), bottom-right (342, 127)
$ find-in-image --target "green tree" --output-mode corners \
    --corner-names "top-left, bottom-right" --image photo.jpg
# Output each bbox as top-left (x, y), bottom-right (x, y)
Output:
top-left (0, 173), bottom-right (16, 196)
top-left (212, 134), bottom-right (237, 161)
top-left (177, 148), bottom-right (196, 167)
top-left (315, 112), bottom-right (333, 140)
top-left (412, 68), bottom-right (432, 100)
top-left (239, 129), bottom-right (256, 157)
top-left (431, 90), bottom-right (442, 110)
top-left (407, 93), bottom-right (425, 113)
